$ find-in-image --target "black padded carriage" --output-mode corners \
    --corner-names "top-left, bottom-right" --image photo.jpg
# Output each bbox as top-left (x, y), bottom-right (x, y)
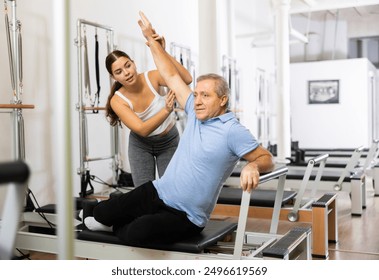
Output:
top-left (77, 184), bottom-right (297, 253)
top-left (218, 187), bottom-right (297, 207)
top-left (77, 220), bottom-right (237, 253)
top-left (285, 168), bottom-right (357, 182)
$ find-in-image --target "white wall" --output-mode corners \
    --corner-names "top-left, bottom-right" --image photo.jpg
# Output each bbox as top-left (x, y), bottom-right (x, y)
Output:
top-left (234, 0), bottom-right (276, 143)
top-left (290, 58), bottom-right (377, 148)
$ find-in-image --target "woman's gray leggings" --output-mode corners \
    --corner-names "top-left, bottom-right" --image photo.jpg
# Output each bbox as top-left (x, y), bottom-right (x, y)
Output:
top-left (128, 125), bottom-right (179, 187)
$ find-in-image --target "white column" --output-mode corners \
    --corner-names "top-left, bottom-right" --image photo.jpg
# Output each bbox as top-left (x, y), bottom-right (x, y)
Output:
top-left (273, 0), bottom-right (292, 163)
top-left (53, 0), bottom-right (74, 260)
top-left (198, 0), bottom-right (219, 75)
top-left (226, 0), bottom-right (236, 58)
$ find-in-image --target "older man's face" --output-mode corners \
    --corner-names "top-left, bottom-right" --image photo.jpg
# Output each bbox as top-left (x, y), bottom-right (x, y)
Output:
top-left (193, 79), bottom-right (227, 121)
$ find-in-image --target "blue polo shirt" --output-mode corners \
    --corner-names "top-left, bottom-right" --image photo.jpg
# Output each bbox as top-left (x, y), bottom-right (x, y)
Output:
top-left (153, 93), bottom-right (258, 227)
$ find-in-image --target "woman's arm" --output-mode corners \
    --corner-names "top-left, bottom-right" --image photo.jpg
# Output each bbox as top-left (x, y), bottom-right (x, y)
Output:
top-left (111, 90), bottom-right (175, 137)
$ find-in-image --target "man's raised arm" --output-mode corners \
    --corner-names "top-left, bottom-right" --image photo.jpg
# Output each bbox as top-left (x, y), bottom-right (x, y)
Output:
top-left (138, 11), bottom-right (191, 109)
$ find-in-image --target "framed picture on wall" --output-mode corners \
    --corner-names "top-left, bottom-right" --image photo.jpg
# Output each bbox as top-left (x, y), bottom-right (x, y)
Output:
top-left (308, 80), bottom-right (339, 104)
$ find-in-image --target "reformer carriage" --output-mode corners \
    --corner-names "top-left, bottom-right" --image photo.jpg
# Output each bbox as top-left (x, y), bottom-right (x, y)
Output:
top-left (13, 166), bottom-right (312, 260)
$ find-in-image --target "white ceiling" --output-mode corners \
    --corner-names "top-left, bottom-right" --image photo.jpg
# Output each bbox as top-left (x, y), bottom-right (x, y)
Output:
top-left (290, 0), bottom-right (379, 20)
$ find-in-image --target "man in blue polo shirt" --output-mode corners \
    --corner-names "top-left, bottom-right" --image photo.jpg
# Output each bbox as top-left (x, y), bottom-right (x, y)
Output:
top-left (84, 12), bottom-right (275, 246)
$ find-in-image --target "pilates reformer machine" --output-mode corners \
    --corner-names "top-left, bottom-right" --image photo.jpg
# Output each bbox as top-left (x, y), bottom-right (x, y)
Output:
top-left (254, 68), bottom-right (274, 148)
top-left (0, 0), bottom-right (35, 214)
top-left (292, 141), bottom-right (378, 168)
top-left (0, 161), bottom-right (30, 260)
top-left (169, 42), bottom-right (196, 134)
top-left (0, 0), bottom-right (57, 249)
top-left (286, 150), bottom-right (364, 217)
top-left (216, 154), bottom-right (336, 258)
top-left (75, 19), bottom-right (125, 198)
top-left (293, 139), bottom-right (379, 197)
top-left (0, 0), bottom-right (34, 160)
top-left (221, 55), bottom-right (241, 120)
top-left (170, 42), bottom-right (196, 87)
top-left (288, 141), bottom-right (379, 215)
top-left (14, 167), bottom-right (312, 260)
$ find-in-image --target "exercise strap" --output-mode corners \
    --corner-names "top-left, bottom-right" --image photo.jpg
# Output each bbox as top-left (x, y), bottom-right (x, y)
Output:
top-left (191, 62), bottom-right (196, 86)
top-left (93, 32), bottom-right (100, 113)
top-left (83, 28), bottom-right (93, 105)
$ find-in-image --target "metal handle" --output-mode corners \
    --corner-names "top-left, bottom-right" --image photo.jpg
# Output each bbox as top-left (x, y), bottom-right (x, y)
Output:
top-left (310, 153), bottom-right (329, 165)
top-left (259, 166), bottom-right (288, 184)
top-left (233, 166), bottom-right (288, 259)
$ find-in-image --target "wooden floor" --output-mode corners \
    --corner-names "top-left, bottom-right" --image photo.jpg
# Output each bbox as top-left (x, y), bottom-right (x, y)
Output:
top-left (325, 188), bottom-right (379, 260)
top-left (27, 182), bottom-right (379, 260)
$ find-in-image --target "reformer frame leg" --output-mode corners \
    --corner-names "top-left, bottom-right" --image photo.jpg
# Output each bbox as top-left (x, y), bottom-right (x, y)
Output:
top-left (80, 170), bottom-right (94, 198)
top-left (350, 177), bottom-right (365, 216)
top-left (311, 193), bottom-right (338, 259)
top-left (374, 166), bottom-right (379, 196)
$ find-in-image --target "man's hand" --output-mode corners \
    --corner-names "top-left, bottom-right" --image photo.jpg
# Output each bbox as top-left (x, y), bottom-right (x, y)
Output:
top-left (240, 162), bottom-right (260, 192)
top-left (138, 11), bottom-right (155, 42)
